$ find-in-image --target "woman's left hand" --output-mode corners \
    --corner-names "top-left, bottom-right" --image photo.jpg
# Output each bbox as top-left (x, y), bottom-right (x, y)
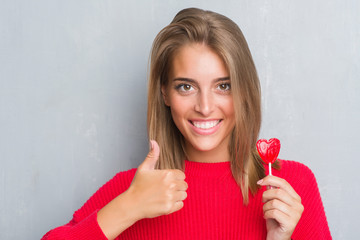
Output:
top-left (257, 175), bottom-right (304, 240)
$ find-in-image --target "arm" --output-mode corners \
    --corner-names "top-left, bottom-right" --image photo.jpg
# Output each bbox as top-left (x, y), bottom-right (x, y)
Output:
top-left (41, 167), bottom-right (136, 240)
top-left (259, 161), bottom-right (332, 240)
top-left (258, 175), bottom-right (304, 240)
top-left (41, 212), bottom-right (108, 240)
top-left (42, 141), bottom-right (188, 240)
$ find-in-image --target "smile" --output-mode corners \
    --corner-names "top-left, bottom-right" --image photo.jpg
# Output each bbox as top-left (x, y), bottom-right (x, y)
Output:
top-left (190, 120), bottom-right (221, 129)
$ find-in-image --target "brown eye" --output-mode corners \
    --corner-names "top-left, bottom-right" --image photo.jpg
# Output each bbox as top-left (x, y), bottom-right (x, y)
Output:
top-left (183, 84), bottom-right (191, 91)
top-left (175, 84), bottom-right (194, 92)
top-left (218, 83), bottom-right (231, 91)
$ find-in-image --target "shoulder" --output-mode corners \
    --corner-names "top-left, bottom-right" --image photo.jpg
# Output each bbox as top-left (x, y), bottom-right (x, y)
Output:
top-left (277, 159), bottom-right (315, 178)
top-left (276, 159), bottom-right (315, 178)
top-left (274, 159), bottom-right (318, 195)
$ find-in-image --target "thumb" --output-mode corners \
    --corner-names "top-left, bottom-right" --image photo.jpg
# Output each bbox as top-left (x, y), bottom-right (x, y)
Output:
top-left (139, 140), bottom-right (160, 170)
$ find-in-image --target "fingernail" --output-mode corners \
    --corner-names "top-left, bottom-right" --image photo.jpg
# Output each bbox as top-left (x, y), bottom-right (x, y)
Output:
top-left (257, 179), bottom-right (263, 185)
top-left (149, 140), bottom-right (154, 150)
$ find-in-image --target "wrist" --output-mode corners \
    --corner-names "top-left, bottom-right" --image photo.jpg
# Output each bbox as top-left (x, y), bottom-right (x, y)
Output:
top-left (97, 190), bottom-right (139, 239)
top-left (120, 188), bottom-right (143, 223)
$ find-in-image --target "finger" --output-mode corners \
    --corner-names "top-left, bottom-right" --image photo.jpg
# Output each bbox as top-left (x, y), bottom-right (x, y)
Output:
top-left (258, 175), bottom-right (300, 201)
top-left (139, 140), bottom-right (160, 170)
top-left (163, 170), bottom-right (186, 182)
top-left (175, 180), bottom-right (188, 191)
top-left (168, 201), bottom-right (184, 214)
top-left (264, 208), bottom-right (300, 234)
top-left (262, 188), bottom-right (294, 205)
top-left (172, 169), bottom-right (186, 180)
top-left (174, 190), bottom-right (188, 201)
top-left (262, 188), bottom-right (304, 222)
top-left (264, 208), bottom-right (291, 227)
top-left (263, 199), bottom-right (291, 218)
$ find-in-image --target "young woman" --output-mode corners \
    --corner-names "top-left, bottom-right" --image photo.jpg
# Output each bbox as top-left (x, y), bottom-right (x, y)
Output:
top-left (42, 8), bottom-right (331, 240)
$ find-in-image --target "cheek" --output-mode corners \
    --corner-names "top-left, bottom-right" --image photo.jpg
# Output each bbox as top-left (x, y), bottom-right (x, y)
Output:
top-left (168, 95), bottom-right (190, 124)
top-left (222, 97), bottom-right (236, 127)
top-left (226, 99), bottom-right (235, 116)
top-left (219, 96), bottom-right (235, 116)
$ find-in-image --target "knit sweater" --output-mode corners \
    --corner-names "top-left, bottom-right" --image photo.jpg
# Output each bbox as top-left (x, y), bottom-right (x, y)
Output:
top-left (42, 160), bottom-right (332, 239)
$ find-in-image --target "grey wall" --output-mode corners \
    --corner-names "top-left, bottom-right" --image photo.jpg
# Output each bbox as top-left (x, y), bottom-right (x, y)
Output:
top-left (1, 0), bottom-right (359, 239)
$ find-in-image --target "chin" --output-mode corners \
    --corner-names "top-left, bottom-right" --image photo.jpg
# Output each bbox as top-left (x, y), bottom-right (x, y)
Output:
top-left (188, 139), bottom-right (221, 152)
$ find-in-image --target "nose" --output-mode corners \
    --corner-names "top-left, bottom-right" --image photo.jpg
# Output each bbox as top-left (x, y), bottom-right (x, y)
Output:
top-left (194, 90), bottom-right (214, 116)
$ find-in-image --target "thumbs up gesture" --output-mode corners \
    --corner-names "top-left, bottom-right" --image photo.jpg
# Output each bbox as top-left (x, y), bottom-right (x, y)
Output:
top-left (97, 140), bottom-right (188, 239)
top-left (127, 140), bottom-right (188, 220)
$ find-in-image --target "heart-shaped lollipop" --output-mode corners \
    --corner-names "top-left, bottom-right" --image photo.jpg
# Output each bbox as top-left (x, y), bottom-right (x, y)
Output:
top-left (256, 138), bottom-right (281, 175)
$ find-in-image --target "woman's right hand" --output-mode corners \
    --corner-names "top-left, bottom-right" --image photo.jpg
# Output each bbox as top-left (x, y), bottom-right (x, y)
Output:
top-left (127, 140), bottom-right (188, 219)
top-left (97, 140), bottom-right (188, 240)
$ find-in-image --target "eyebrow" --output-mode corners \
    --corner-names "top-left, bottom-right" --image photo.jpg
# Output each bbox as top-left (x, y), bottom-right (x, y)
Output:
top-left (173, 77), bottom-right (230, 84)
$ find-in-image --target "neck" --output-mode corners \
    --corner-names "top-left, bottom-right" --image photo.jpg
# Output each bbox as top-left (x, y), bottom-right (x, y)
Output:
top-left (185, 141), bottom-right (230, 163)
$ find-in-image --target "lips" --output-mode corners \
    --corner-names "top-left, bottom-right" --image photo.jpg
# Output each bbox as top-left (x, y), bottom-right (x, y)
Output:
top-left (189, 119), bottom-right (222, 135)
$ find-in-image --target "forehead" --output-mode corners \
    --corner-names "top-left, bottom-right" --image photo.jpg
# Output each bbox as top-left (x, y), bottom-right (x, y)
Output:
top-left (169, 43), bottom-right (229, 80)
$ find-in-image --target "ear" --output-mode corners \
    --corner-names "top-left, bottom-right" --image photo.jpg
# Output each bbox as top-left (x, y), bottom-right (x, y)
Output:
top-left (161, 85), bottom-right (170, 106)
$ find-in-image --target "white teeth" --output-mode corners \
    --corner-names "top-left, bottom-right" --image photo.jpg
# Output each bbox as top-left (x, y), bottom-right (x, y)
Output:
top-left (193, 120), bottom-right (220, 129)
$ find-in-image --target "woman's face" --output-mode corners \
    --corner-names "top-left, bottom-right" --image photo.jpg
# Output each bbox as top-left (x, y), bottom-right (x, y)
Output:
top-left (162, 43), bottom-right (235, 159)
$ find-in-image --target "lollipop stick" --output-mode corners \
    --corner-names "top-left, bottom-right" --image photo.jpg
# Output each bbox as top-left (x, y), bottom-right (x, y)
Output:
top-left (267, 162), bottom-right (273, 190)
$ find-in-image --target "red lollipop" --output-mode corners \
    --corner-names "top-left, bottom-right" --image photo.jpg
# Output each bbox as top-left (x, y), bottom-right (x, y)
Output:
top-left (256, 138), bottom-right (281, 175)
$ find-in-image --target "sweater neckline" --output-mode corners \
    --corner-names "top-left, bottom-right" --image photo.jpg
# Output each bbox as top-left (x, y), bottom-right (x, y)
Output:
top-left (184, 160), bottom-right (232, 178)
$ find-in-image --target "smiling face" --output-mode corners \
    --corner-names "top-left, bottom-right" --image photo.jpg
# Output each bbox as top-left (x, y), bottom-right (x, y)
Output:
top-left (162, 43), bottom-right (235, 162)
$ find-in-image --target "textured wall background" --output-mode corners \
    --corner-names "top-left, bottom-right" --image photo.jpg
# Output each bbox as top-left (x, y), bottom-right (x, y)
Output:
top-left (1, 0), bottom-right (359, 239)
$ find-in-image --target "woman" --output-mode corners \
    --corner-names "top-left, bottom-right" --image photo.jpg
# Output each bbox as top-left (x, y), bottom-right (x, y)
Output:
top-left (42, 8), bottom-right (331, 240)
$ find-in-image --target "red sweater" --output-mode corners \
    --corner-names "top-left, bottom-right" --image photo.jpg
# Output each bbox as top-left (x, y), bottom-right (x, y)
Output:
top-left (42, 160), bottom-right (332, 239)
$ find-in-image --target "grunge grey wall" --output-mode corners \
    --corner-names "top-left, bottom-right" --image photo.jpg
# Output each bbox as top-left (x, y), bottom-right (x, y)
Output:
top-left (1, 0), bottom-right (359, 239)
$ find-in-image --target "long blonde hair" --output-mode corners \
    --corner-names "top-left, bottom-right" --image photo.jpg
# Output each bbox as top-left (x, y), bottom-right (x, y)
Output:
top-left (147, 8), bottom-right (277, 204)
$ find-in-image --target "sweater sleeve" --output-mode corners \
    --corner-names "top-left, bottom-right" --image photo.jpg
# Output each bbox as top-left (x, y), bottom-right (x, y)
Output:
top-left (41, 168), bottom-right (137, 240)
top-left (278, 160), bottom-right (332, 240)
